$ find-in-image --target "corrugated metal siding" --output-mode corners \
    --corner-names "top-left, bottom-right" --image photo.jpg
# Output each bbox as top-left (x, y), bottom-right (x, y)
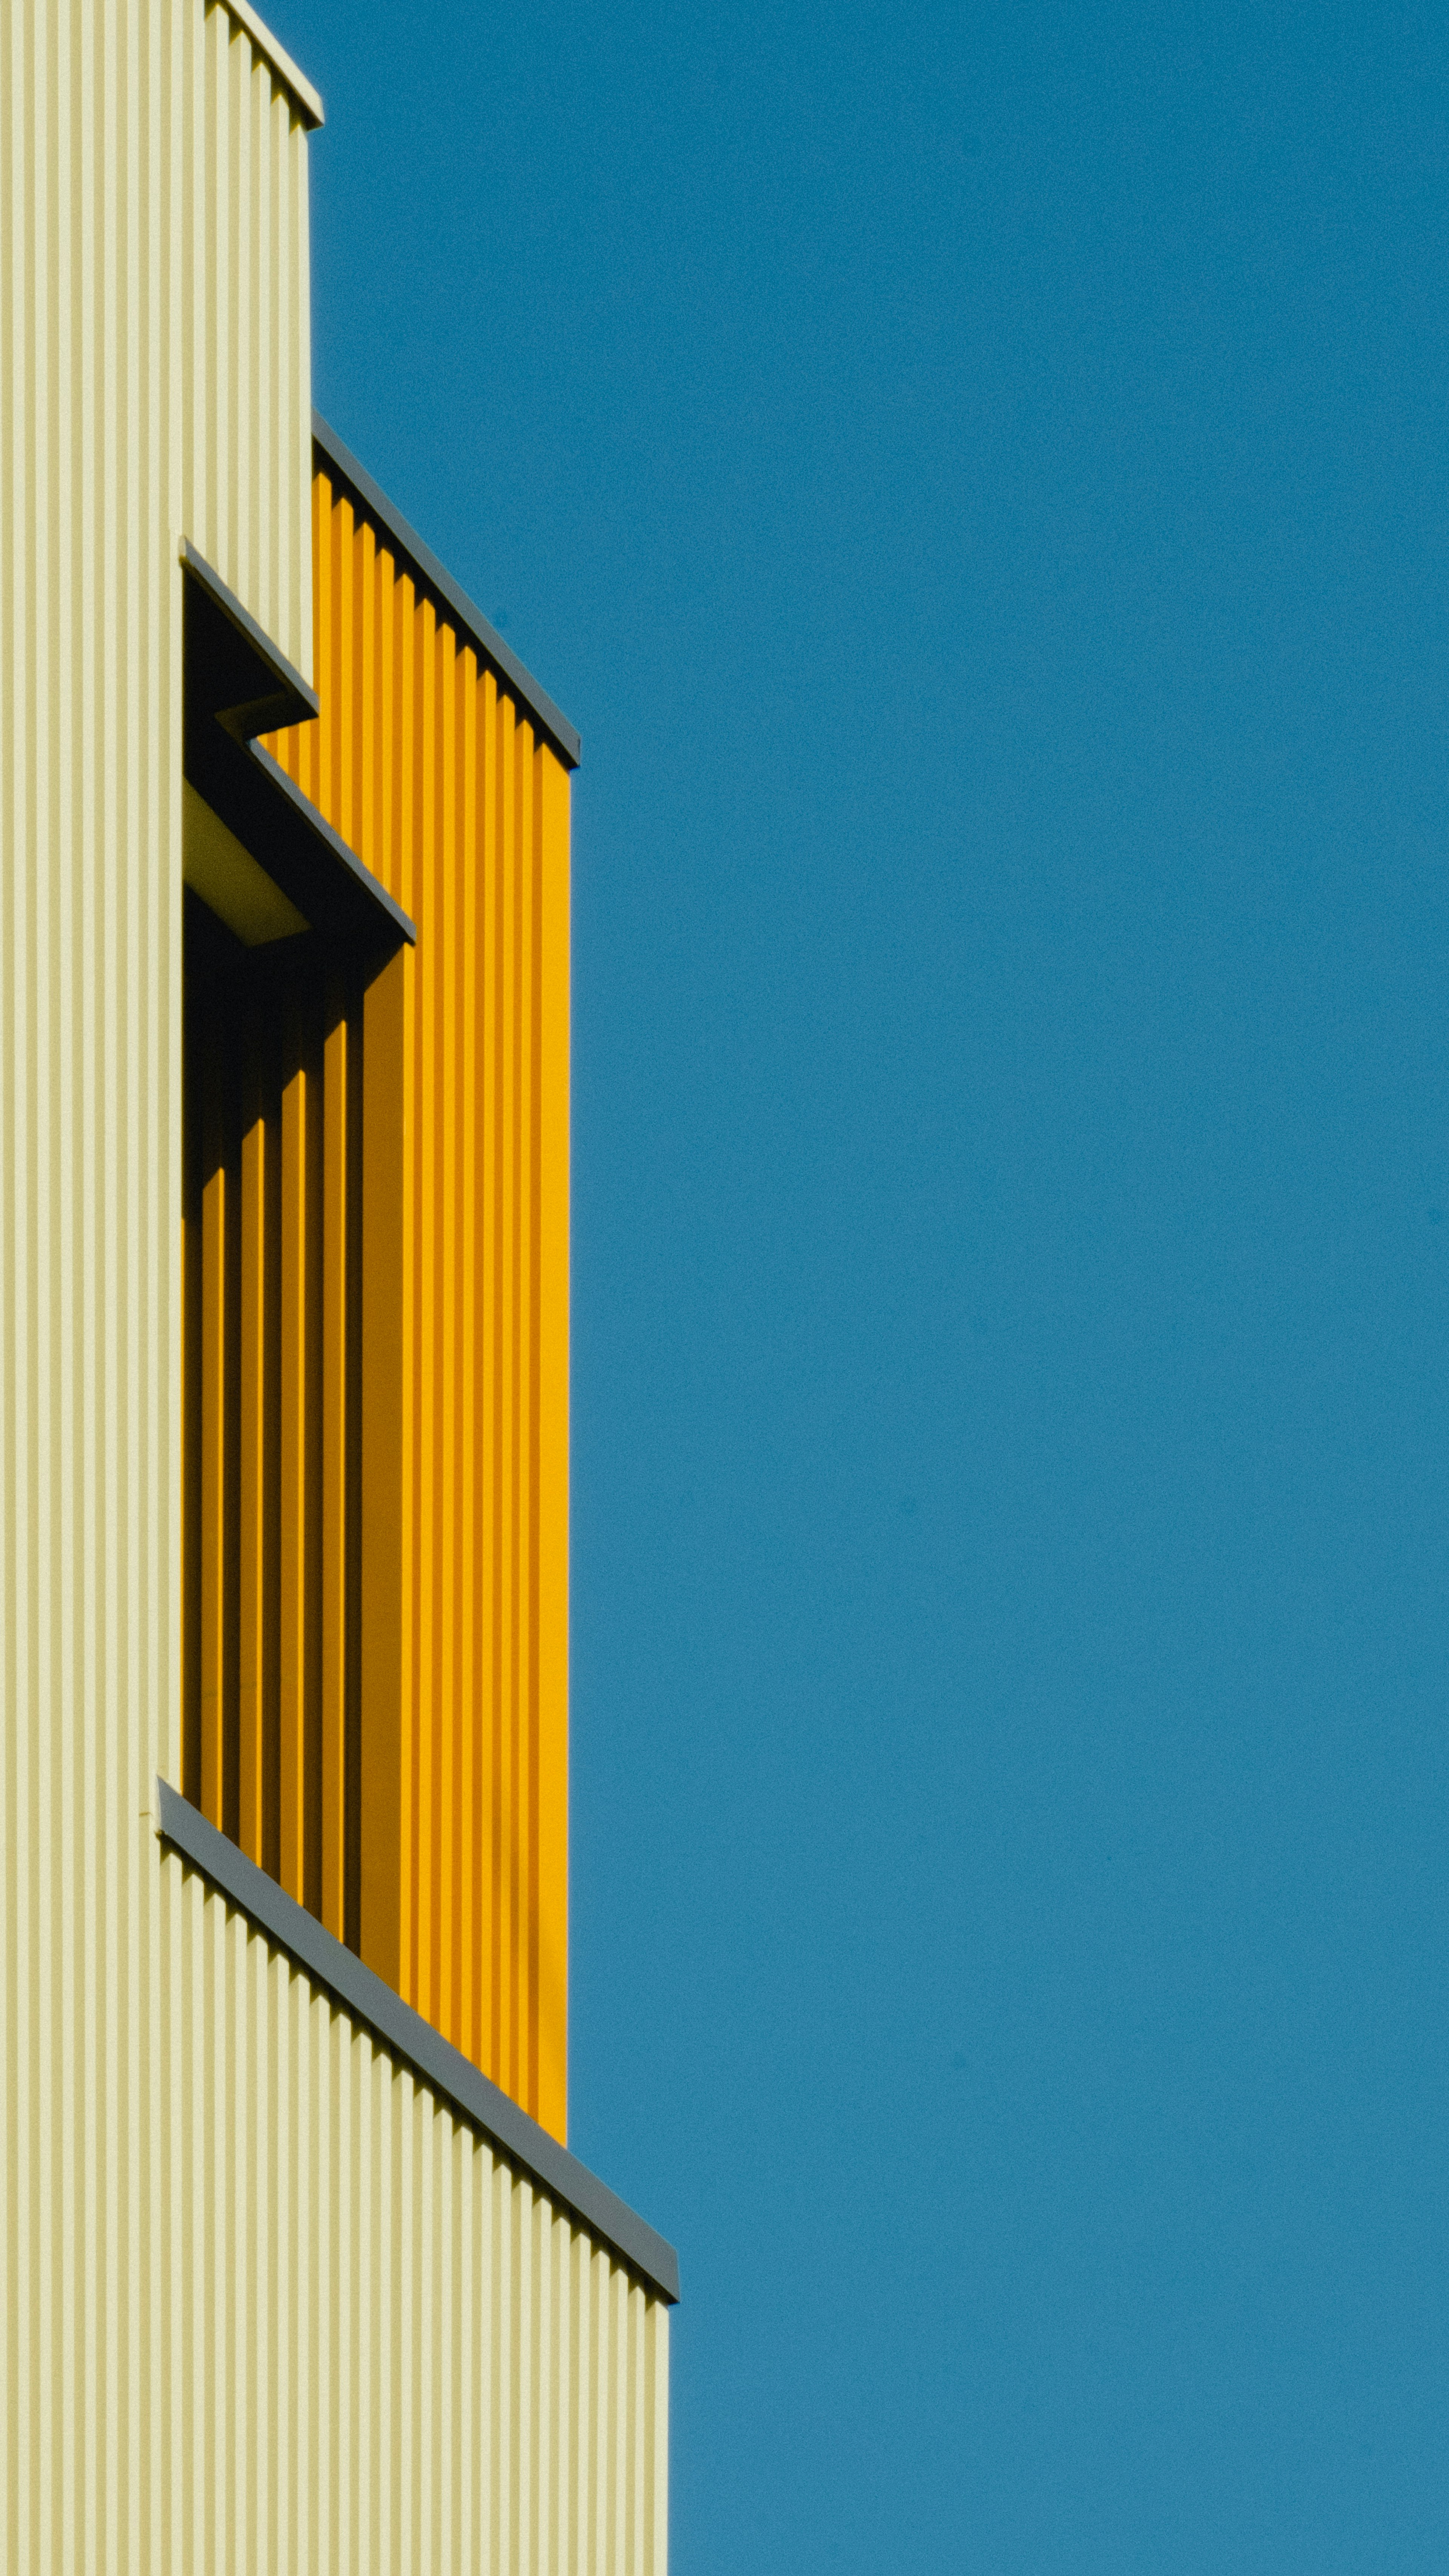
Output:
top-left (262, 469), bottom-right (571, 2143)
top-left (0, 3), bottom-right (663, 2564)
top-left (181, 902), bottom-right (363, 1930)
top-left (165, 1853), bottom-right (668, 2573)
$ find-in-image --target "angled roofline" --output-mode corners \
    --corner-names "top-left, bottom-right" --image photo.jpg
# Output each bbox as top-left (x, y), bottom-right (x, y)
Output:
top-left (312, 411), bottom-right (582, 772)
top-left (181, 539), bottom-right (415, 959)
top-left (180, 536), bottom-right (319, 731)
top-left (223, 0), bottom-right (325, 129)
top-left (154, 1779), bottom-right (678, 2304)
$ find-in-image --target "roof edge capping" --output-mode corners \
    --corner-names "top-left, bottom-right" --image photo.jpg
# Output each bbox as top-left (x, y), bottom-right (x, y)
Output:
top-left (312, 411), bottom-right (582, 771)
top-left (180, 537), bottom-right (320, 732)
top-left (222, 0), bottom-right (324, 128)
top-left (154, 1777), bottom-right (678, 2303)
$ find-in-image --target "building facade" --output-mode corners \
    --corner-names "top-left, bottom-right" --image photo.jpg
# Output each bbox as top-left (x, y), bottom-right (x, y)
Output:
top-left (0, 3), bottom-right (675, 2565)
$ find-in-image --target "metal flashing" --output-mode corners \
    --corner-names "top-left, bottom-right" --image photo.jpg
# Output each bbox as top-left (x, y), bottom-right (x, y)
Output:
top-left (312, 411), bottom-right (583, 772)
top-left (180, 536), bottom-right (319, 732)
top-left (248, 739), bottom-right (417, 947)
top-left (154, 1778), bottom-right (680, 2306)
top-left (221, 0), bottom-right (325, 129)
top-left (182, 540), bottom-right (415, 960)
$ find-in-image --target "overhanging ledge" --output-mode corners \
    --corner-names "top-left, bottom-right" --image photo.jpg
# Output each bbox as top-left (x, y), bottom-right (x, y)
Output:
top-left (154, 1777), bottom-right (680, 2305)
top-left (181, 540), bottom-right (416, 964)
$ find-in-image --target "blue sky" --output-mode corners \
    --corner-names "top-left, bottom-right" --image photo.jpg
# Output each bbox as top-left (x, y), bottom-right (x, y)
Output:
top-left (272, 4), bottom-right (1448, 2564)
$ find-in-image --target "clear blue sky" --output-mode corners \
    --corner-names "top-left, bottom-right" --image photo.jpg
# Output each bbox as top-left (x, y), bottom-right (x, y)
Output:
top-left (273, 4), bottom-right (1447, 2565)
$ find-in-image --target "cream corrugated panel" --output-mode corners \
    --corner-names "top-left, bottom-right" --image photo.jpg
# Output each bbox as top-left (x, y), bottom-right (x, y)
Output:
top-left (0, 2), bottom-right (668, 2565)
top-left (146, 1877), bottom-right (668, 2571)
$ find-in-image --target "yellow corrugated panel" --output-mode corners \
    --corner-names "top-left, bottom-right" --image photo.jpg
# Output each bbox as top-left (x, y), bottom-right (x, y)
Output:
top-left (182, 908), bottom-right (357, 1922)
top-left (1, 2), bottom-right (663, 2563)
top-left (263, 472), bottom-right (572, 2141)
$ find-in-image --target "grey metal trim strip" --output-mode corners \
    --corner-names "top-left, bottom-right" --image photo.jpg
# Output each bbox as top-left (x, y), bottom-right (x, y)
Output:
top-left (311, 412), bottom-right (582, 773)
top-left (247, 742), bottom-right (418, 948)
top-left (180, 538), bottom-right (320, 730)
top-left (154, 1778), bottom-right (679, 2305)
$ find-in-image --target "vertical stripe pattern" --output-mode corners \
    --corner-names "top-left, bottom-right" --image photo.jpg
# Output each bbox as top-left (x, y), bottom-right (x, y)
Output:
top-left (267, 469), bottom-right (571, 2143)
top-left (0, 2), bottom-right (663, 2564)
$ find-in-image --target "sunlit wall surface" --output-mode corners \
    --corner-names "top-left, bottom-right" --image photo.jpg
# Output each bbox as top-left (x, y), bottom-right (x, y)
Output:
top-left (0, 2), bottom-right (668, 2562)
top-left (261, 457), bottom-right (571, 2139)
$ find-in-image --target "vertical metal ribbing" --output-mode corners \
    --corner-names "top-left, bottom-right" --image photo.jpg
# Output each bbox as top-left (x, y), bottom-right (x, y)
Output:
top-left (278, 1051), bottom-right (321, 1908)
top-left (414, 589), bottom-right (437, 2024)
top-left (537, 739), bottom-right (570, 2143)
top-left (435, 613), bottom-right (458, 2054)
top-left (319, 1014), bottom-right (347, 1937)
top-left (263, 474), bottom-right (572, 2142)
top-left (0, 3), bottom-right (666, 2556)
top-left (236, 1114), bottom-right (265, 1854)
top-left (495, 665), bottom-right (517, 2104)
top-left (478, 663), bottom-right (500, 2091)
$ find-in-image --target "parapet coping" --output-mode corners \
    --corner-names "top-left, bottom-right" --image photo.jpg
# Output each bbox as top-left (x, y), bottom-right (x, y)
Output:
top-left (223, 0), bottom-right (325, 129)
top-left (154, 1777), bottom-right (680, 2305)
top-left (312, 412), bottom-right (582, 772)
